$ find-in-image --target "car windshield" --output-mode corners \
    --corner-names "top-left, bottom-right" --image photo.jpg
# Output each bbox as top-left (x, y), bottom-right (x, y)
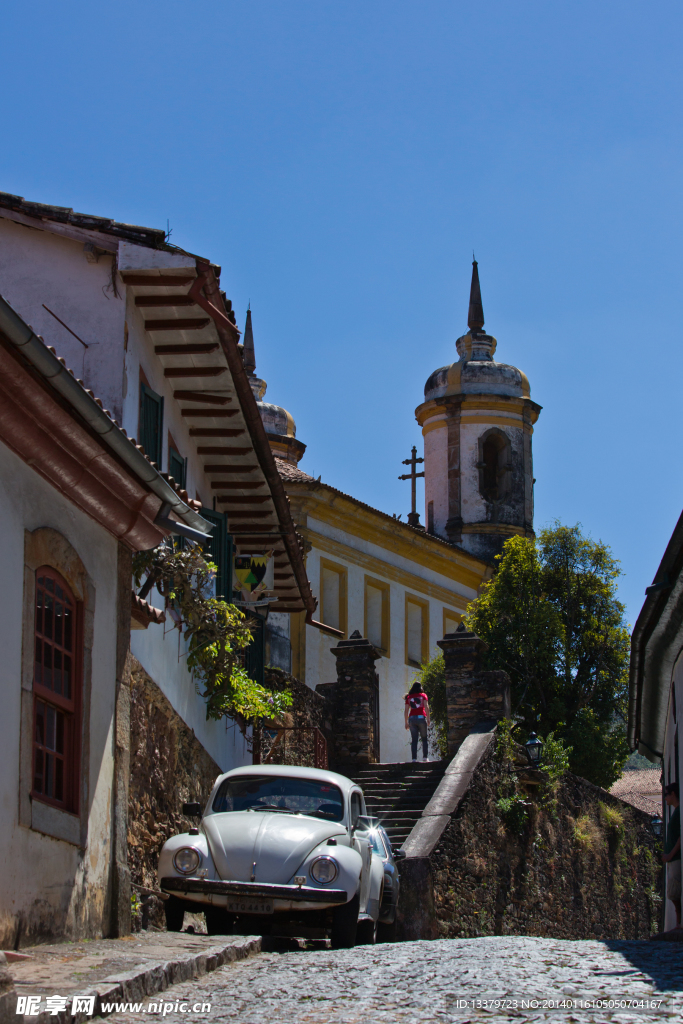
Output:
top-left (211, 775), bottom-right (345, 821)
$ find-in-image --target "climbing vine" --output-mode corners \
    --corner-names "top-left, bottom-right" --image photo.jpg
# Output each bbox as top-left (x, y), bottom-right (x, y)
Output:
top-left (132, 543), bottom-right (292, 723)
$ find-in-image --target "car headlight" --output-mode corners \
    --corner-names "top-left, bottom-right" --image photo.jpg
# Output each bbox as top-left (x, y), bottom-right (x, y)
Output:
top-left (310, 856), bottom-right (339, 884)
top-left (173, 847), bottom-right (201, 875)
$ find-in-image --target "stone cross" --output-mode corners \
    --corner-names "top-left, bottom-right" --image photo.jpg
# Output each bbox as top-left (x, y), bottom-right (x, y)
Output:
top-left (399, 446), bottom-right (425, 528)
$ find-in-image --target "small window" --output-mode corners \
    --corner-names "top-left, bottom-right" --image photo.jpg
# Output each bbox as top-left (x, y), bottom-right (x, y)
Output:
top-left (405, 595), bottom-right (429, 667)
top-left (364, 577), bottom-right (390, 655)
top-left (139, 381), bottom-right (164, 466)
top-left (33, 568), bottom-right (80, 812)
top-left (320, 559), bottom-right (347, 635)
top-left (427, 501), bottom-right (434, 533)
top-left (350, 791), bottom-right (363, 827)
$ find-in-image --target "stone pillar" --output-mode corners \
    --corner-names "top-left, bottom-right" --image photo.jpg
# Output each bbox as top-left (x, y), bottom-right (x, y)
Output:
top-left (437, 622), bottom-right (511, 755)
top-left (316, 631), bottom-right (380, 768)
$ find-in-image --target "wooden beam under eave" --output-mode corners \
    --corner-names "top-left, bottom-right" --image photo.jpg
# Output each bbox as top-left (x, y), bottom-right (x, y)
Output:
top-left (173, 391), bottom-right (232, 404)
top-left (223, 512), bottom-right (274, 520)
top-left (209, 481), bottom-right (265, 489)
top-left (136, 296), bottom-right (197, 307)
top-left (145, 318), bottom-right (211, 331)
top-left (229, 526), bottom-right (285, 535)
top-left (164, 367), bottom-right (227, 378)
top-left (197, 448), bottom-right (254, 457)
top-left (155, 343), bottom-right (219, 355)
top-left (190, 428), bottom-right (245, 438)
top-left (180, 408), bottom-right (239, 418)
top-left (202, 463), bottom-right (259, 471)
top-left (120, 273), bottom-right (196, 286)
top-left (216, 495), bottom-right (271, 505)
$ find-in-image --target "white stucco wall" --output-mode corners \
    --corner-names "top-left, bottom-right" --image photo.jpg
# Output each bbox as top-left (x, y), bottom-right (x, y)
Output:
top-left (0, 218), bottom-right (126, 422)
top-left (0, 222), bottom-right (248, 775)
top-left (304, 516), bottom-right (478, 764)
top-left (423, 419), bottom-right (449, 537)
top-left (0, 441), bottom-right (119, 942)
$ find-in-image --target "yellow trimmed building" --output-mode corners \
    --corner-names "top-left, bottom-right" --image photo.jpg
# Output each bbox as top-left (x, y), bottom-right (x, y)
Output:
top-left (244, 262), bottom-right (541, 762)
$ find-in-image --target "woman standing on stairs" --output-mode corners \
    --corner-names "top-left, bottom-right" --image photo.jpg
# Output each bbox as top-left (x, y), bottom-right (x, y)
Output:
top-left (404, 682), bottom-right (431, 762)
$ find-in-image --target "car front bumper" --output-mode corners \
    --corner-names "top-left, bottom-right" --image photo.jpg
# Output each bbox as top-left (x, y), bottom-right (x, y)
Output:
top-left (160, 876), bottom-right (348, 908)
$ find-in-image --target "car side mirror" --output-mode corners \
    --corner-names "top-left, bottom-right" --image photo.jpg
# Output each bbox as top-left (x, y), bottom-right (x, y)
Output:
top-left (393, 848), bottom-right (407, 861)
top-left (182, 802), bottom-right (202, 817)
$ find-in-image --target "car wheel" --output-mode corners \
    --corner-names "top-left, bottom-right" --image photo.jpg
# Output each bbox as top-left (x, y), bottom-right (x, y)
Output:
top-left (205, 907), bottom-right (231, 936)
top-left (330, 893), bottom-right (360, 949)
top-left (377, 920), bottom-right (397, 943)
top-left (356, 917), bottom-right (378, 945)
top-left (164, 896), bottom-right (185, 932)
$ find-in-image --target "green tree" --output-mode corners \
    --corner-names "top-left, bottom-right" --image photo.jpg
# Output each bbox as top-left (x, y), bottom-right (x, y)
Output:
top-left (464, 523), bottom-right (630, 788)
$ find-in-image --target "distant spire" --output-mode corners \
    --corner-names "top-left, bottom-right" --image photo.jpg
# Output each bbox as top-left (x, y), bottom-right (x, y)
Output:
top-left (467, 258), bottom-right (485, 332)
top-left (243, 307), bottom-right (256, 375)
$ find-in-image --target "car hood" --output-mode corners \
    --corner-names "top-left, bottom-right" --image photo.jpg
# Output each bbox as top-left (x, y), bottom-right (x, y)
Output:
top-left (203, 812), bottom-right (346, 884)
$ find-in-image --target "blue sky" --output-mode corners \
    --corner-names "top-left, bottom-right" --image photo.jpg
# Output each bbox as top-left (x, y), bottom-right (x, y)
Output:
top-left (2, 1), bottom-right (682, 626)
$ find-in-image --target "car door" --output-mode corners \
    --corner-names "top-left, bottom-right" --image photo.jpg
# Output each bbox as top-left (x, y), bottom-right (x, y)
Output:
top-left (350, 790), bottom-right (373, 911)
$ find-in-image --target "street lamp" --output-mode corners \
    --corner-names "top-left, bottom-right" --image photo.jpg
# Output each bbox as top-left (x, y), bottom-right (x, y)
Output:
top-left (650, 816), bottom-right (664, 839)
top-left (525, 732), bottom-right (544, 766)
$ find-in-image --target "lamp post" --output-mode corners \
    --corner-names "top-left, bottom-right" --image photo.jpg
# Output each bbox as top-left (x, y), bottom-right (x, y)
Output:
top-left (525, 732), bottom-right (544, 766)
top-left (650, 816), bottom-right (663, 839)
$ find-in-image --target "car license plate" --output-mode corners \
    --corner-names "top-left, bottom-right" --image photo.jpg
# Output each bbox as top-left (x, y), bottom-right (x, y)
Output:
top-left (227, 899), bottom-right (274, 915)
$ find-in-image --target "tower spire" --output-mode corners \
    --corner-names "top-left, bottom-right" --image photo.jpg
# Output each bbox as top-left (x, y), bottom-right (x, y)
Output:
top-left (243, 307), bottom-right (256, 375)
top-left (467, 258), bottom-right (485, 332)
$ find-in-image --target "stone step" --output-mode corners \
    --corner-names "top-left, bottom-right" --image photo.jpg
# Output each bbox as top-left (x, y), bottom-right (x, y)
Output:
top-left (339, 758), bottom-right (447, 853)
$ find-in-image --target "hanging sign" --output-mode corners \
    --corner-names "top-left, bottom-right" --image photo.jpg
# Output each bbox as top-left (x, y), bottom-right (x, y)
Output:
top-left (233, 552), bottom-right (274, 603)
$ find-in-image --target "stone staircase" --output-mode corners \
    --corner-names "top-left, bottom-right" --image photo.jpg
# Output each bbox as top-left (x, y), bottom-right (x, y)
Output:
top-left (341, 761), bottom-right (447, 849)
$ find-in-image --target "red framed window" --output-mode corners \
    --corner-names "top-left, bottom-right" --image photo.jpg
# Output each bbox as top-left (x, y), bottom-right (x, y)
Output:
top-left (32, 568), bottom-right (81, 812)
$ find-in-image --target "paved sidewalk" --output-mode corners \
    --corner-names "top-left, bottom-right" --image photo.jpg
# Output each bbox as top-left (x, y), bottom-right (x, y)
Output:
top-left (4, 932), bottom-right (260, 1024)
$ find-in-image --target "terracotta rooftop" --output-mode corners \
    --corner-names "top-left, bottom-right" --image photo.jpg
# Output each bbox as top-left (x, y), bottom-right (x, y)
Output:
top-left (275, 459), bottom-right (315, 484)
top-left (131, 593), bottom-right (166, 628)
top-left (609, 769), bottom-right (662, 816)
top-left (0, 191), bottom-right (166, 248)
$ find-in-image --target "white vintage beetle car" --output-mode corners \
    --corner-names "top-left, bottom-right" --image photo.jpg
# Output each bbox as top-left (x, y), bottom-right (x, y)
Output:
top-left (158, 764), bottom-right (403, 947)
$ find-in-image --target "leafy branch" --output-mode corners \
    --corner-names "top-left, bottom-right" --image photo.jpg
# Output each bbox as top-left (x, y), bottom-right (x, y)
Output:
top-left (132, 543), bottom-right (292, 723)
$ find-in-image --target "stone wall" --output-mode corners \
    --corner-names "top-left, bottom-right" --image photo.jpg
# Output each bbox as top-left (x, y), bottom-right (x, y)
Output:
top-left (254, 667), bottom-right (330, 766)
top-left (423, 742), bottom-right (662, 941)
top-left (127, 658), bottom-right (222, 928)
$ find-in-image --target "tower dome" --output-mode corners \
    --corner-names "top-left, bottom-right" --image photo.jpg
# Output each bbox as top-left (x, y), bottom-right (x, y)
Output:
top-left (241, 308), bottom-right (306, 465)
top-left (415, 261), bottom-right (541, 562)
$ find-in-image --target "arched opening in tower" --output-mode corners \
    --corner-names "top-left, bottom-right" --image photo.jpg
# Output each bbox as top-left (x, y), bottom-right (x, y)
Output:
top-left (481, 433), bottom-right (507, 503)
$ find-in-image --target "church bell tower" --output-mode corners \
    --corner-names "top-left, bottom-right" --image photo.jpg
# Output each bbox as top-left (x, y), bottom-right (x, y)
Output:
top-left (415, 262), bottom-right (541, 562)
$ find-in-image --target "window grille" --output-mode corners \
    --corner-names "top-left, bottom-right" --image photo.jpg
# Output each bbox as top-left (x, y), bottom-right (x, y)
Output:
top-left (33, 568), bottom-right (80, 812)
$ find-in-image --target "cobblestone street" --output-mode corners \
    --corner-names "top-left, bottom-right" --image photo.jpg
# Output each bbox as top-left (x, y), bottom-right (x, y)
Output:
top-left (106, 936), bottom-right (683, 1023)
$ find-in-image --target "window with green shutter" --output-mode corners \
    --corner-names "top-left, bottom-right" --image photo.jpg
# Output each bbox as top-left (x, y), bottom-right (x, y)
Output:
top-left (199, 508), bottom-right (232, 600)
top-left (139, 382), bottom-right (164, 466)
top-left (168, 447), bottom-right (187, 490)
